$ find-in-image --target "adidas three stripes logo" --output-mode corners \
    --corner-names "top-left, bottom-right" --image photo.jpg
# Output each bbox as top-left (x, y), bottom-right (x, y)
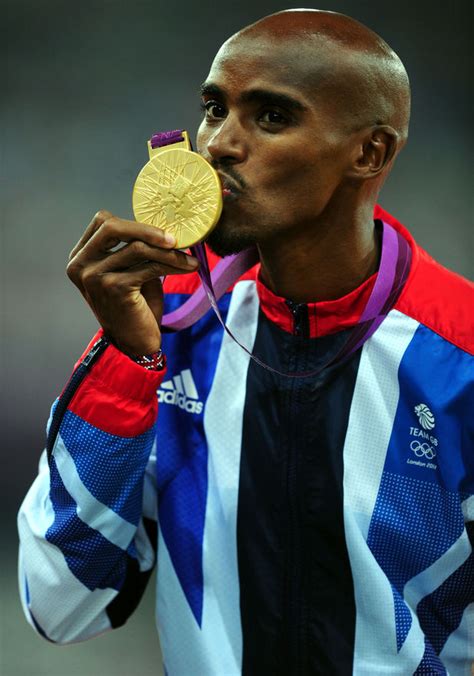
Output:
top-left (157, 369), bottom-right (204, 415)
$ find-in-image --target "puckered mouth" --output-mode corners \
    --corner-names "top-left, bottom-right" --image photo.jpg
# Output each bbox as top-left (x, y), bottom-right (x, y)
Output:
top-left (218, 172), bottom-right (242, 194)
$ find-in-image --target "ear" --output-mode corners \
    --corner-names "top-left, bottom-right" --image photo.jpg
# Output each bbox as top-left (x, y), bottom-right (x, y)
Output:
top-left (348, 126), bottom-right (399, 179)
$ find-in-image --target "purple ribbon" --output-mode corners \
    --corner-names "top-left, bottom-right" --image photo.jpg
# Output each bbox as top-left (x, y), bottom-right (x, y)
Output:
top-left (150, 129), bottom-right (184, 149)
top-left (161, 247), bottom-right (259, 331)
top-left (160, 221), bottom-right (412, 378)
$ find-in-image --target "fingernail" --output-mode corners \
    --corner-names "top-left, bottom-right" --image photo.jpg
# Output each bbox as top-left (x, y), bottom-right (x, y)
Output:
top-left (164, 233), bottom-right (175, 246)
top-left (187, 256), bottom-right (199, 267)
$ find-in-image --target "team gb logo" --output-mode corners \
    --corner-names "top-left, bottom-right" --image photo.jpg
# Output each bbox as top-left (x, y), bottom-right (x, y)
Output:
top-left (414, 403), bottom-right (435, 431)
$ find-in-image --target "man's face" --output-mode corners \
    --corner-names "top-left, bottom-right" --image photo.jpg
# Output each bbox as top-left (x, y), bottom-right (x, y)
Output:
top-left (196, 35), bottom-right (359, 256)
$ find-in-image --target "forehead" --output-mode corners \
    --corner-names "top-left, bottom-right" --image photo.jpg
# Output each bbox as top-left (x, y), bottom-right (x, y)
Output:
top-left (205, 34), bottom-right (340, 102)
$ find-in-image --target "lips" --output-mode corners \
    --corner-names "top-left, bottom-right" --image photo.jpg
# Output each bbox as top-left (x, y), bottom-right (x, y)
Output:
top-left (218, 173), bottom-right (242, 196)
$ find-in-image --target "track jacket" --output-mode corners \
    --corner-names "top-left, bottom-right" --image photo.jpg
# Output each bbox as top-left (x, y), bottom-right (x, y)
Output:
top-left (18, 207), bottom-right (474, 675)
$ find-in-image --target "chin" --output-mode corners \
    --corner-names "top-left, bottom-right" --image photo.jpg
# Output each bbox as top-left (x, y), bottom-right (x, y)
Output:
top-left (205, 220), bottom-right (258, 258)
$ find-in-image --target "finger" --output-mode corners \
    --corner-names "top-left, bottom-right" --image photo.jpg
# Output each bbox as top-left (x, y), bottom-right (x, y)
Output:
top-left (124, 259), bottom-right (199, 281)
top-left (69, 241), bottom-right (198, 295)
top-left (88, 239), bottom-right (199, 274)
top-left (142, 277), bottom-right (164, 318)
top-left (81, 216), bottom-right (177, 260)
top-left (87, 260), bottom-right (198, 296)
top-left (69, 209), bottom-right (113, 260)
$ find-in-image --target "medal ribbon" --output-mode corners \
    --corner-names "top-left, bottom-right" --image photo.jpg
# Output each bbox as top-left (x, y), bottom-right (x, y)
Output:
top-left (160, 221), bottom-right (411, 378)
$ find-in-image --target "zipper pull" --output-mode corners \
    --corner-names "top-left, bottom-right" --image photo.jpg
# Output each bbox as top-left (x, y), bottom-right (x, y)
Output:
top-left (285, 300), bottom-right (309, 338)
top-left (81, 336), bottom-right (109, 367)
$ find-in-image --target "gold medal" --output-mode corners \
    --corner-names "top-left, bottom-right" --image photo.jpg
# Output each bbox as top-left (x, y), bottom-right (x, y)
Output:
top-left (132, 130), bottom-right (222, 248)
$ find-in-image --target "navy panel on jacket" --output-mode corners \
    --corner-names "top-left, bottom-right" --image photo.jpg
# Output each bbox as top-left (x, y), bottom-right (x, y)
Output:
top-left (237, 310), bottom-right (360, 675)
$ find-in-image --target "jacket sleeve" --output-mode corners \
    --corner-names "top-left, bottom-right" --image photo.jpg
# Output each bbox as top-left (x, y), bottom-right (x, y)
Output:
top-left (17, 331), bottom-right (166, 644)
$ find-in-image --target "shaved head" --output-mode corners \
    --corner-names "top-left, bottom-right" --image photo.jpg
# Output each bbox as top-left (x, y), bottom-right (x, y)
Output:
top-left (197, 8), bottom-right (412, 264)
top-left (222, 9), bottom-right (411, 147)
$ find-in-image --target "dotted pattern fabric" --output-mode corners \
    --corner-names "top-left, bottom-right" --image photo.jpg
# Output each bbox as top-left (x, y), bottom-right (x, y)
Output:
top-left (392, 586), bottom-right (414, 652)
top-left (367, 472), bottom-right (465, 650)
top-left (413, 637), bottom-right (448, 675)
top-left (46, 458), bottom-right (132, 591)
top-left (416, 540), bottom-right (474, 656)
top-left (59, 409), bottom-right (156, 526)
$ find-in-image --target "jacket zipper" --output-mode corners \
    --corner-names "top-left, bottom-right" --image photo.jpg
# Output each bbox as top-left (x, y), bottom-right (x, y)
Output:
top-left (287, 406), bottom-right (302, 672)
top-left (286, 300), bottom-right (310, 338)
top-left (284, 305), bottom-right (309, 672)
top-left (46, 336), bottom-right (109, 462)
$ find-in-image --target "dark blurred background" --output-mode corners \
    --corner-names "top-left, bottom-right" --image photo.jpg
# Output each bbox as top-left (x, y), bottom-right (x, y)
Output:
top-left (2, 0), bottom-right (472, 674)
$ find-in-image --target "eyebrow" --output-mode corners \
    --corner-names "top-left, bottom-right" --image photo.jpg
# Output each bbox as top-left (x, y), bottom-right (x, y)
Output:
top-left (200, 82), bottom-right (307, 113)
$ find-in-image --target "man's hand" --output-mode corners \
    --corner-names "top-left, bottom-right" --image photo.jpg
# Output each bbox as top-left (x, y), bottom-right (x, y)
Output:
top-left (67, 210), bottom-right (199, 356)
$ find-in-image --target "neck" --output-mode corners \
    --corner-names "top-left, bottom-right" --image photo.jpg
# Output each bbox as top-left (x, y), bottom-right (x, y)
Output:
top-left (258, 212), bottom-right (381, 304)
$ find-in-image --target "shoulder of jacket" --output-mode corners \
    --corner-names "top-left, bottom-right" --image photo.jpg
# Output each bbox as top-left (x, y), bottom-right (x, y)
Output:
top-left (374, 206), bottom-right (474, 355)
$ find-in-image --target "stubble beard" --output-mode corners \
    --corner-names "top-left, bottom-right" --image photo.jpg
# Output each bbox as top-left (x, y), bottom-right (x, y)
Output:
top-left (205, 212), bottom-right (260, 258)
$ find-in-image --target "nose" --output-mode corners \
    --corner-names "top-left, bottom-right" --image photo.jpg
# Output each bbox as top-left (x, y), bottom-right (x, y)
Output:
top-left (199, 115), bottom-right (247, 166)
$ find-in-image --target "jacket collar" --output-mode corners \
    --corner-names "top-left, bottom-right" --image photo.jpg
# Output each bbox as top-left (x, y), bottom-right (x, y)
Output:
top-left (254, 206), bottom-right (417, 338)
top-left (256, 266), bottom-right (378, 338)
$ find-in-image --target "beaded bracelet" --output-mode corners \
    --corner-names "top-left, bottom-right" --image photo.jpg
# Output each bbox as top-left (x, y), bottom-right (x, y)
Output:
top-left (133, 349), bottom-right (165, 371)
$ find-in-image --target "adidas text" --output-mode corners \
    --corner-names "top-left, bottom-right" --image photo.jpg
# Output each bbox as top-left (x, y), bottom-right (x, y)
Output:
top-left (157, 369), bottom-right (204, 415)
top-left (158, 389), bottom-right (203, 414)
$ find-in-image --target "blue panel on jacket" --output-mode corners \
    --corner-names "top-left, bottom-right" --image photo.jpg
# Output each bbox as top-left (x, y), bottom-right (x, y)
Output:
top-left (368, 324), bottom-right (474, 651)
top-left (156, 292), bottom-right (229, 626)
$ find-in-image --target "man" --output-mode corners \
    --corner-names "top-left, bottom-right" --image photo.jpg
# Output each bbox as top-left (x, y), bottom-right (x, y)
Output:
top-left (18, 8), bottom-right (473, 675)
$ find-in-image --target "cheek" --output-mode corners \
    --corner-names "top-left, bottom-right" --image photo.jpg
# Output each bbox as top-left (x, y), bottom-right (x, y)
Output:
top-left (289, 150), bottom-right (344, 193)
top-left (257, 158), bottom-right (340, 223)
top-left (258, 157), bottom-right (325, 201)
top-left (256, 153), bottom-right (305, 187)
top-left (195, 123), bottom-right (207, 154)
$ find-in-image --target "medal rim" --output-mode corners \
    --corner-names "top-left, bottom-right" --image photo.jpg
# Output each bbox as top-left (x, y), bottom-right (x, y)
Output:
top-left (132, 147), bottom-right (223, 248)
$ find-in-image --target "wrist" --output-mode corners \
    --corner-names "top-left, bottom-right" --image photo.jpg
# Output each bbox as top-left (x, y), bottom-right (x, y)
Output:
top-left (104, 335), bottom-right (165, 370)
top-left (112, 338), bottom-right (162, 359)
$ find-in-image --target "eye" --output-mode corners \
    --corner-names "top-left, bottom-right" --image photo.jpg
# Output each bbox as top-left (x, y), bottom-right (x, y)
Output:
top-left (201, 100), bottom-right (227, 120)
top-left (259, 109), bottom-right (288, 126)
